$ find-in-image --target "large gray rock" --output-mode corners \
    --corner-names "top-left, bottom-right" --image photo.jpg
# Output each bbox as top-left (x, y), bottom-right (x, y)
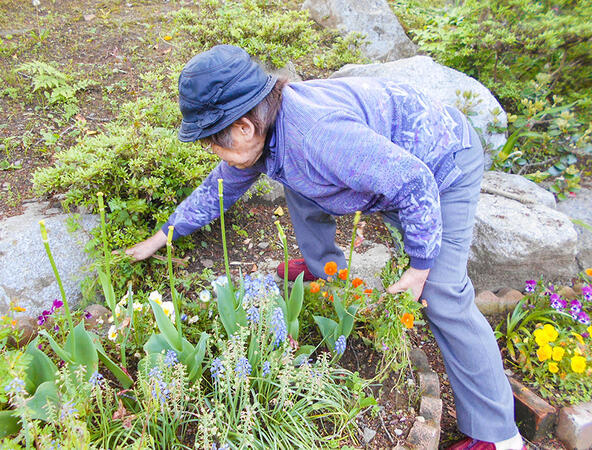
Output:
top-left (348, 243), bottom-right (391, 290)
top-left (481, 171), bottom-right (556, 208)
top-left (331, 56), bottom-right (507, 159)
top-left (302, 0), bottom-right (417, 62)
top-left (468, 175), bottom-right (578, 291)
top-left (556, 187), bottom-right (592, 270)
top-left (0, 201), bottom-right (98, 317)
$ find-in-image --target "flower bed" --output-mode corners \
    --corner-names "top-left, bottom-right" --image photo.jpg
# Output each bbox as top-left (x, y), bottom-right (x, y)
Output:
top-left (0, 186), bottom-right (422, 448)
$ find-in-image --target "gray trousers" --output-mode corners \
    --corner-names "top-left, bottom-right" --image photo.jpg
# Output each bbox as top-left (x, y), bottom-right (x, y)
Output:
top-left (284, 127), bottom-right (518, 441)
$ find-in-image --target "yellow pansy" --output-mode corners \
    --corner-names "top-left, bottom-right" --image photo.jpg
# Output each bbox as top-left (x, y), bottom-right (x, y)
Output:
top-left (533, 328), bottom-right (550, 346)
top-left (548, 362), bottom-right (559, 373)
top-left (552, 346), bottom-right (565, 361)
top-left (543, 324), bottom-right (558, 342)
top-left (571, 355), bottom-right (586, 374)
top-left (537, 344), bottom-right (552, 362)
top-left (587, 325), bottom-right (592, 336)
top-left (572, 332), bottom-right (584, 345)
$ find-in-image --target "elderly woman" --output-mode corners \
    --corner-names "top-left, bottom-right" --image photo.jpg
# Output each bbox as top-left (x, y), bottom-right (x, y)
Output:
top-left (126, 45), bottom-right (523, 450)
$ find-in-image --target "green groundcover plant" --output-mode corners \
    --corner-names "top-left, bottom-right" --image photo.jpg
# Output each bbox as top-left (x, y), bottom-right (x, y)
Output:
top-left (495, 270), bottom-right (592, 405)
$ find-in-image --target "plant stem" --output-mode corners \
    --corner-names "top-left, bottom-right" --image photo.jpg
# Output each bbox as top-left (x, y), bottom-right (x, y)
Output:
top-left (218, 179), bottom-right (232, 288)
top-left (97, 193), bottom-right (114, 310)
top-left (346, 211), bottom-right (361, 289)
top-left (167, 226), bottom-right (182, 343)
top-left (275, 221), bottom-right (289, 302)
top-left (39, 220), bottom-right (74, 334)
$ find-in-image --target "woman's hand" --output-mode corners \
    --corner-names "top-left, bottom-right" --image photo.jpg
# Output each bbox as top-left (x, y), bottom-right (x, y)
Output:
top-left (123, 230), bottom-right (168, 261)
top-left (387, 267), bottom-right (430, 301)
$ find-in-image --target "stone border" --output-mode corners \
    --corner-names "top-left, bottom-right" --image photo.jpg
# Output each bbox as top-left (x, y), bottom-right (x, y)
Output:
top-left (394, 347), bottom-right (442, 450)
top-left (508, 376), bottom-right (592, 448)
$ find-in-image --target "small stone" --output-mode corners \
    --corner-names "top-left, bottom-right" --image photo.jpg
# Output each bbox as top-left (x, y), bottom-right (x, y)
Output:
top-left (201, 259), bottom-right (214, 268)
top-left (474, 290), bottom-right (501, 314)
top-left (8, 316), bottom-right (38, 348)
top-left (496, 287), bottom-right (525, 303)
top-left (557, 286), bottom-right (577, 301)
top-left (257, 242), bottom-right (269, 249)
top-left (416, 416), bottom-right (425, 422)
top-left (84, 304), bottom-right (111, 330)
top-left (362, 427), bottom-right (376, 444)
top-left (394, 428), bottom-right (403, 436)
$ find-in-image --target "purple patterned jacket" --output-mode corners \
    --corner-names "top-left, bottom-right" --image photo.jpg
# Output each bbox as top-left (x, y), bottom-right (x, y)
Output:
top-left (163, 78), bottom-right (472, 269)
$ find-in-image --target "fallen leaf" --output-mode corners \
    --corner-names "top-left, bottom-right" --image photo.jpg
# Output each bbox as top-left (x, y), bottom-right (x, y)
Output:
top-left (122, 414), bottom-right (136, 429)
top-left (273, 206), bottom-right (284, 216)
top-left (112, 399), bottom-right (127, 420)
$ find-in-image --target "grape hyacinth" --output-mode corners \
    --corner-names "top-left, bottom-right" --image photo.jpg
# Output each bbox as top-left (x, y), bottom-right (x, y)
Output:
top-left (246, 305), bottom-right (260, 324)
top-left (89, 371), bottom-right (104, 387)
top-left (60, 400), bottom-right (78, 420)
top-left (211, 357), bottom-right (225, 381)
top-left (164, 350), bottom-right (178, 367)
top-left (235, 357), bottom-right (252, 380)
top-left (334, 335), bottom-right (347, 356)
top-left (262, 361), bottom-right (270, 376)
top-left (270, 307), bottom-right (287, 348)
top-left (242, 274), bottom-right (280, 309)
top-left (524, 280), bottom-right (537, 293)
top-left (4, 377), bottom-right (25, 395)
top-left (148, 367), bottom-right (170, 404)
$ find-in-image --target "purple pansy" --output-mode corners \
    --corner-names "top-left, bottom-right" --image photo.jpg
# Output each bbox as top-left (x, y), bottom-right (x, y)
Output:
top-left (582, 285), bottom-right (592, 301)
top-left (570, 299), bottom-right (582, 313)
top-left (577, 311), bottom-right (590, 325)
top-left (549, 294), bottom-right (567, 310)
top-left (524, 280), bottom-right (536, 293)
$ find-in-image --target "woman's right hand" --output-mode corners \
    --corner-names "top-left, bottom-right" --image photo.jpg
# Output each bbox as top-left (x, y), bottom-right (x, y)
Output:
top-left (124, 229), bottom-right (168, 261)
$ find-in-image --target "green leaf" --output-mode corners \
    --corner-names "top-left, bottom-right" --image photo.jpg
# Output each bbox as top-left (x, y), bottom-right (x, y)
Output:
top-left (143, 332), bottom-right (172, 355)
top-left (25, 381), bottom-right (60, 422)
top-left (287, 272), bottom-right (304, 322)
top-left (187, 332), bottom-right (209, 382)
top-left (38, 330), bottom-right (72, 364)
top-left (24, 339), bottom-right (58, 395)
top-left (293, 345), bottom-right (315, 367)
top-left (63, 322), bottom-right (98, 379)
top-left (216, 283), bottom-right (240, 337)
top-left (98, 269), bottom-right (116, 312)
top-left (0, 410), bottom-right (21, 438)
top-left (92, 340), bottom-right (133, 389)
top-left (314, 316), bottom-right (338, 348)
top-left (338, 304), bottom-right (360, 339)
top-left (148, 299), bottom-right (182, 351)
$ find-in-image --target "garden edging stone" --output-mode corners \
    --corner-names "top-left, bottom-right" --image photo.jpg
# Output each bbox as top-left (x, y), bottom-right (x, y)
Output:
top-left (556, 401), bottom-right (592, 450)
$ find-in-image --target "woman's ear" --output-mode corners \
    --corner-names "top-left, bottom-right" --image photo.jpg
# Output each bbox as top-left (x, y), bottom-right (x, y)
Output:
top-left (233, 117), bottom-right (256, 139)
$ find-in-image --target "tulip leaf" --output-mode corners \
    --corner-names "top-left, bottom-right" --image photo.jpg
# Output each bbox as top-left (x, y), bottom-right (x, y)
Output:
top-left (0, 410), bottom-right (20, 438)
top-left (314, 316), bottom-right (338, 348)
top-left (26, 381), bottom-right (60, 422)
top-left (148, 299), bottom-right (182, 351)
top-left (24, 339), bottom-right (58, 395)
top-left (216, 283), bottom-right (240, 337)
top-left (38, 329), bottom-right (73, 364)
top-left (63, 322), bottom-right (98, 379)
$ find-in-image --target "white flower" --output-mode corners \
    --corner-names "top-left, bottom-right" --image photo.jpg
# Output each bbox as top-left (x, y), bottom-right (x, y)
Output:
top-left (133, 302), bottom-right (143, 312)
top-left (108, 325), bottom-right (117, 341)
top-left (188, 315), bottom-right (199, 324)
top-left (97, 317), bottom-right (104, 325)
top-left (199, 290), bottom-right (211, 303)
top-left (161, 301), bottom-right (175, 318)
top-left (107, 315), bottom-right (114, 323)
top-left (32, 0), bottom-right (40, 7)
top-left (149, 291), bottom-right (162, 305)
top-left (118, 292), bottom-right (130, 306)
top-left (115, 304), bottom-right (122, 318)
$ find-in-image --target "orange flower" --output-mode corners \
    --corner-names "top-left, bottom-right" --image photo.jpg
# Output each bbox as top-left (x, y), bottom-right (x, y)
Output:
top-left (354, 294), bottom-right (361, 300)
top-left (310, 282), bottom-right (320, 294)
top-left (364, 288), bottom-right (373, 295)
top-left (321, 291), bottom-right (328, 298)
top-left (324, 261), bottom-right (338, 276)
top-left (328, 295), bottom-right (334, 302)
top-left (338, 269), bottom-right (348, 280)
top-left (401, 313), bottom-right (414, 329)
top-left (352, 278), bottom-right (364, 288)
top-left (586, 267), bottom-right (592, 277)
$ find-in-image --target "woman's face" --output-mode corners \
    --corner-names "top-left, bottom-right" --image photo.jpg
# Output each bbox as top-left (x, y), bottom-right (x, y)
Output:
top-left (209, 118), bottom-right (265, 170)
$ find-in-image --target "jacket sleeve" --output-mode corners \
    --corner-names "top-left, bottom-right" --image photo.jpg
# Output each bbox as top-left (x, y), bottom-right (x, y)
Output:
top-left (305, 113), bottom-right (442, 269)
top-left (162, 161), bottom-right (260, 240)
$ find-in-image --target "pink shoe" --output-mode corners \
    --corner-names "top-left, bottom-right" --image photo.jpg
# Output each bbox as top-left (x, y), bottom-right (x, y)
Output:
top-left (276, 258), bottom-right (316, 282)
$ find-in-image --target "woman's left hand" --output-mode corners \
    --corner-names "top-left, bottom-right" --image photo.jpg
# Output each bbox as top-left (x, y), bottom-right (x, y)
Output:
top-left (387, 267), bottom-right (430, 301)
